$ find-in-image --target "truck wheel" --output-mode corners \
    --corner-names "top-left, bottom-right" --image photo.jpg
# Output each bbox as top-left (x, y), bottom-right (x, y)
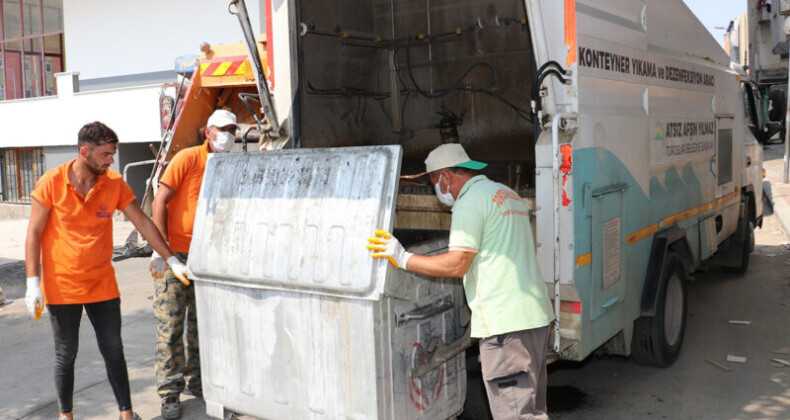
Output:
top-left (737, 221), bottom-right (754, 273)
top-left (728, 214), bottom-right (754, 275)
top-left (631, 253), bottom-right (687, 367)
top-left (763, 180), bottom-right (775, 216)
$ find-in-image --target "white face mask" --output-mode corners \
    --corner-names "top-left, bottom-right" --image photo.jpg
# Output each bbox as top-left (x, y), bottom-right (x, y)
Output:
top-left (434, 174), bottom-right (455, 207)
top-left (210, 130), bottom-right (234, 153)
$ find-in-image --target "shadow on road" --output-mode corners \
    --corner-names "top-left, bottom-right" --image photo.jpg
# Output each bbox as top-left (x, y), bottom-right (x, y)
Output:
top-left (548, 241), bottom-right (790, 420)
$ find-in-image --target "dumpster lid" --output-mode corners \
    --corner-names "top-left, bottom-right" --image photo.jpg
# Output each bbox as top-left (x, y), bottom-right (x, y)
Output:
top-left (188, 145), bottom-right (401, 300)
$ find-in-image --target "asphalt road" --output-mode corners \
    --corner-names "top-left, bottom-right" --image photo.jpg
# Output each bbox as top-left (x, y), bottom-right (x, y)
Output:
top-left (0, 220), bottom-right (223, 420)
top-left (1, 207), bottom-right (789, 419)
top-left (546, 212), bottom-right (790, 420)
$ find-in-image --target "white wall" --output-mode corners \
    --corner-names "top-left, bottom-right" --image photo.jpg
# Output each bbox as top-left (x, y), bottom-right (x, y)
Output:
top-left (43, 146), bottom-right (76, 172)
top-left (64, 0), bottom-right (262, 80)
top-left (0, 73), bottom-right (162, 148)
top-left (0, 1), bottom-right (265, 149)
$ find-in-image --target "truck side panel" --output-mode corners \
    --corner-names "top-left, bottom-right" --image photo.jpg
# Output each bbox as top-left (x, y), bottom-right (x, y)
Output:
top-left (565, 0), bottom-right (748, 359)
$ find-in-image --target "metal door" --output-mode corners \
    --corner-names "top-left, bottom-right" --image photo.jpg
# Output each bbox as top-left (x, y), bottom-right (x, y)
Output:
top-left (589, 185), bottom-right (627, 321)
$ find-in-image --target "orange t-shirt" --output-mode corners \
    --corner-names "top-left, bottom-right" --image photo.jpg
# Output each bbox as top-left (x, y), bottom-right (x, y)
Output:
top-left (159, 141), bottom-right (209, 253)
top-left (31, 159), bottom-right (137, 304)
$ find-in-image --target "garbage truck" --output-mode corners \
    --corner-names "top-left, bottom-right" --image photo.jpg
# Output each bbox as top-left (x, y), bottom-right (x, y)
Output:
top-left (148, 0), bottom-right (769, 418)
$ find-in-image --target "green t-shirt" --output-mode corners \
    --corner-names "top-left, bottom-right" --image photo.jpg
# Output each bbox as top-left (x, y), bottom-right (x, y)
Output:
top-left (449, 175), bottom-right (554, 338)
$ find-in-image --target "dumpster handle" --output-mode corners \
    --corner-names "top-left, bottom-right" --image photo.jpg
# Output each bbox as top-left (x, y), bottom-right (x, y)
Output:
top-left (397, 297), bottom-right (453, 326)
top-left (410, 330), bottom-right (474, 378)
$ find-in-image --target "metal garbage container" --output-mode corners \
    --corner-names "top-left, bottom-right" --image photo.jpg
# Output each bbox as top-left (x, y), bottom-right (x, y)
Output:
top-left (188, 145), bottom-right (469, 419)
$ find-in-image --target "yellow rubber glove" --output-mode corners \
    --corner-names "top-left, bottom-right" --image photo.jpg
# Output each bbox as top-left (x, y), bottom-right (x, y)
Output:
top-left (366, 229), bottom-right (413, 269)
top-left (166, 256), bottom-right (191, 286)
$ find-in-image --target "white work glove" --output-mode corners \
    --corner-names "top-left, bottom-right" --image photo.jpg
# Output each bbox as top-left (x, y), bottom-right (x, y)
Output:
top-left (148, 250), bottom-right (168, 279)
top-left (367, 229), bottom-right (413, 269)
top-left (25, 276), bottom-right (44, 320)
top-left (166, 256), bottom-right (190, 286)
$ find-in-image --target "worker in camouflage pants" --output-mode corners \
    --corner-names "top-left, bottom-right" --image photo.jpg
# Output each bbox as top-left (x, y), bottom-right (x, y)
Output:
top-left (149, 109), bottom-right (238, 418)
top-left (153, 252), bottom-right (200, 401)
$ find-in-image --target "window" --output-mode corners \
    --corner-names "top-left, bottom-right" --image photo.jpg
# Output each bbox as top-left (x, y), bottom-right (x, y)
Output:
top-left (1, 147), bottom-right (44, 203)
top-left (0, 0), bottom-right (63, 100)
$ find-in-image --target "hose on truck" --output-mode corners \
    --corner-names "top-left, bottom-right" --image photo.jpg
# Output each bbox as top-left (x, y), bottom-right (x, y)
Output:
top-left (402, 38), bottom-right (534, 123)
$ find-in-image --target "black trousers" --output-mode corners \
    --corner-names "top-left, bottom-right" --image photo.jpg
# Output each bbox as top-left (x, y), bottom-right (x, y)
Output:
top-left (47, 297), bottom-right (132, 413)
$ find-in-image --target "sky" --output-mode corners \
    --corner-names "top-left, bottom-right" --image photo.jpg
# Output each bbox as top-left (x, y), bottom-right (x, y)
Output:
top-left (683, 0), bottom-right (747, 48)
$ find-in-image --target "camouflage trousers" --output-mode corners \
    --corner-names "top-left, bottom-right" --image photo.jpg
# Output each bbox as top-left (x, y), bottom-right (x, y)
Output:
top-left (154, 252), bottom-right (201, 398)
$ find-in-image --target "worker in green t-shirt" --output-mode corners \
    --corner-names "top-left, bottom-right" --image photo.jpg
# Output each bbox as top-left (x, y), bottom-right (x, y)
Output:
top-left (368, 143), bottom-right (554, 419)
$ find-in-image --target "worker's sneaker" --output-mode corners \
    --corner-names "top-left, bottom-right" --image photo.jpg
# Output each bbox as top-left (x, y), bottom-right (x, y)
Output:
top-left (161, 395), bottom-right (181, 419)
top-left (118, 413), bottom-right (141, 420)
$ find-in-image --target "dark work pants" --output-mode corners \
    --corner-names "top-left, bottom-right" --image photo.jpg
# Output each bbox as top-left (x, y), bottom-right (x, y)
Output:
top-left (47, 297), bottom-right (132, 413)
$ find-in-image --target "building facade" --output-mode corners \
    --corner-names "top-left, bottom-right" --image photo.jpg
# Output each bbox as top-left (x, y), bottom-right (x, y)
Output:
top-left (724, 13), bottom-right (748, 68)
top-left (0, 0), bottom-right (263, 203)
top-left (747, 0), bottom-right (790, 86)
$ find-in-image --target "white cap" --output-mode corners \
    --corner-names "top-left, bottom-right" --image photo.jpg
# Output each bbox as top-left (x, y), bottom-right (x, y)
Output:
top-left (207, 109), bottom-right (238, 128)
top-left (424, 143), bottom-right (487, 173)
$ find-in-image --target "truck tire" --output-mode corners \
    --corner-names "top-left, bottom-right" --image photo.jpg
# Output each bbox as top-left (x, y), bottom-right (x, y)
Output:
top-left (631, 253), bottom-right (687, 367)
top-left (763, 180), bottom-right (775, 216)
top-left (728, 203), bottom-right (755, 274)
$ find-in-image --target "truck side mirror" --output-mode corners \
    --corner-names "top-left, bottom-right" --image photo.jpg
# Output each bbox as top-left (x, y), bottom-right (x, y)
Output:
top-left (761, 121), bottom-right (786, 145)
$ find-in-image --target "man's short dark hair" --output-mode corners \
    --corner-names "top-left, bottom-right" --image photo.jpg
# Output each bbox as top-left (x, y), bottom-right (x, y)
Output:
top-left (78, 121), bottom-right (119, 148)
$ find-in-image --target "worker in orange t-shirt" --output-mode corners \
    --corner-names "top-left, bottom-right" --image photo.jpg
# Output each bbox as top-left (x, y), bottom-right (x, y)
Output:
top-left (24, 121), bottom-right (189, 420)
top-left (148, 109), bottom-right (237, 419)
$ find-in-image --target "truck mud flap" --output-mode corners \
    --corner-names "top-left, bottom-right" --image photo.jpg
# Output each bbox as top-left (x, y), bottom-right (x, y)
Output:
top-left (640, 226), bottom-right (690, 317)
